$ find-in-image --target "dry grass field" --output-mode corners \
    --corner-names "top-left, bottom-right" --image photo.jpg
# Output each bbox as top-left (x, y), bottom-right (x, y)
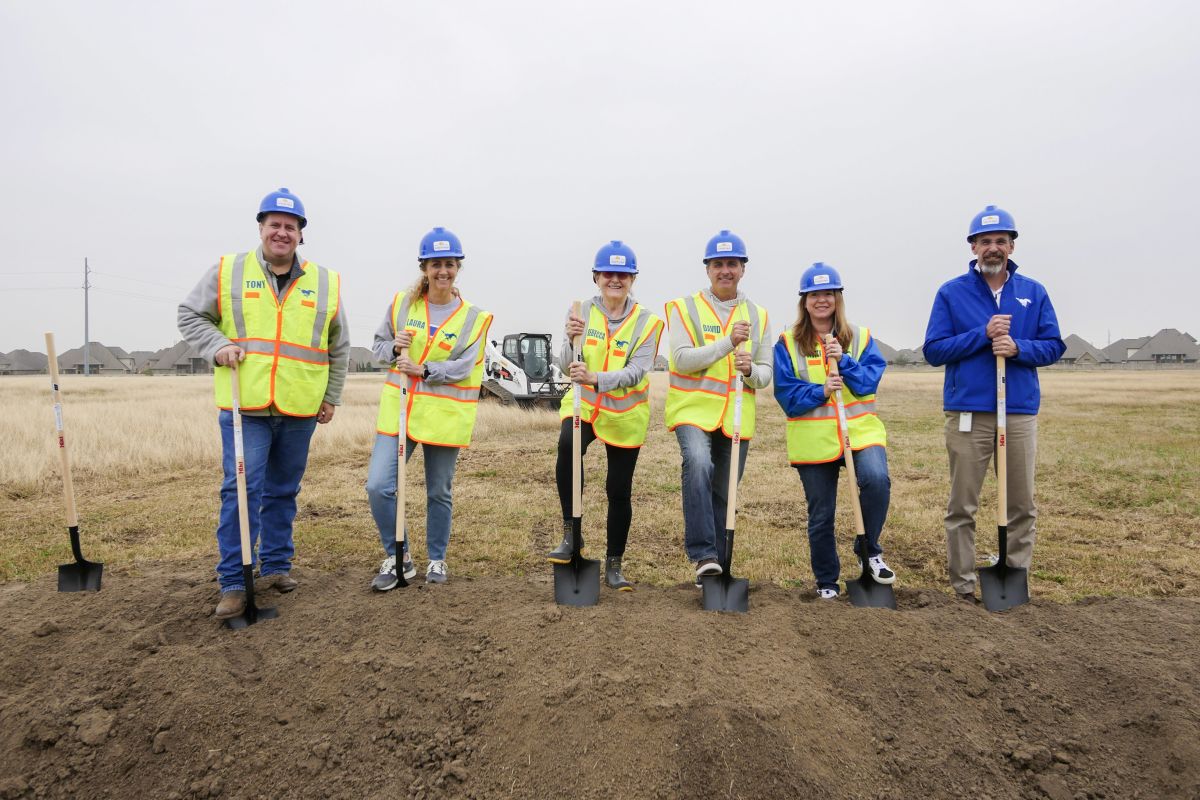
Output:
top-left (2, 369), bottom-right (1198, 600)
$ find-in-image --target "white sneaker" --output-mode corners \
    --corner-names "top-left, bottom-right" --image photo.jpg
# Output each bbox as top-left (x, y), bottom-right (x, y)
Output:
top-left (400, 552), bottom-right (417, 580)
top-left (868, 556), bottom-right (896, 585)
top-left (426, 559), bottom-right (448, 584)
top-left (817, 587), bottom-right (840, 600)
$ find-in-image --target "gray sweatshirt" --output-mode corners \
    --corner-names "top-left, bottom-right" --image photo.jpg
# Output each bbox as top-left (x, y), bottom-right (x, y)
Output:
top-left (555, 296), bottom-right (661, 393)
top-left (370, 295), bottom-right (486, 384)
top-left (666, 288), bottom-right (773, 389)
top-left (177, 247), bottom-right (350, 410)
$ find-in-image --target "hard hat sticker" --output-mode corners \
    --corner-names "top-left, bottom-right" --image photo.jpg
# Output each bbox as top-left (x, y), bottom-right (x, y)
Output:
top-left (276, 198), bottom-right (295, 209)
top-left (814, 274), bottom-right (830, 285)
top-left (433, 241), bottom-right (450, 251)
top-left (716, 242), bottom-right (733, 252)
top-left (609, 255), bottom-right (627, 266)
top-left (982, 214), bottom-right (999, 225)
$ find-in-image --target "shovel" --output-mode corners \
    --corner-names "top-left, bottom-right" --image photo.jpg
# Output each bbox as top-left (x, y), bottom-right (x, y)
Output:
top-left (827, 349), bottom-right (895, 609)
top-left (44, 332), bottom-right (103, 592)
top-left (224, 362), bottom-right (279, 629)
top-left (391, 346), bottom-right (411, 589)
top-left (701, 341), bottom-right (750, 613)
top-left (979, 355), bottom-right (1029, 612)
top-left (554, 300), bottom-right (601, 607)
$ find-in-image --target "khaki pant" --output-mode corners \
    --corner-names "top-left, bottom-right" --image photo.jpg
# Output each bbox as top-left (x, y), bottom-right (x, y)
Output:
top-left (943, 412), bottom-right (1038, 594)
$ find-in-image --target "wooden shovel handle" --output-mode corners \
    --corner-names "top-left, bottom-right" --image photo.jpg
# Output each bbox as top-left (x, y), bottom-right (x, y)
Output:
top-left (571, 301), bottom-right (583, 518)
top-left (229, 363), bottom-right (253, 567)
top-left (996, 355), bottom-right (1007, 528)
top-left (44, 332), bottom-right (78, 528)
top-left (826, 336), bottom-right (866, 538)
top-left (396, 347), bottom-right (408, 552)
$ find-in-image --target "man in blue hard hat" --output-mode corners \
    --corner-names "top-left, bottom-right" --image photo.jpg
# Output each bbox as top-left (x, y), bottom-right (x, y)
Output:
top-left (663, 230), bottom-right (774, 585)
top-left (178, 188), bottom-right (350, 620)
top-left (922, 206), bottom-right (1065, 604)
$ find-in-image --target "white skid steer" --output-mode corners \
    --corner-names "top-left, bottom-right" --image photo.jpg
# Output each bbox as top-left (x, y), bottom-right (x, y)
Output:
top-left (481, 333), bottom-right (571, 410)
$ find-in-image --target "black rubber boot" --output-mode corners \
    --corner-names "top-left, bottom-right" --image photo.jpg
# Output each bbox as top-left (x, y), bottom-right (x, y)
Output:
top-left (546, 521), bottom-right (581, 564)
top-left (605, 557), bottom-right (634, 591)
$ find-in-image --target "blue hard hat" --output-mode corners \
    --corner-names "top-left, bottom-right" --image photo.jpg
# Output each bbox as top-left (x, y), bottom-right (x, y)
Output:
top-left (967, 205), bottom-right (1018, 242)
top-left (419, 227), bottom-right (465, 260)
top-left (593, 240), bottom-right (638, 273)
top-left (704, 229), bottom-right (748, 262)
top-left (799, 262), bottom-right (844, 294)
top-left (257, 187), bottom-right (307, 228)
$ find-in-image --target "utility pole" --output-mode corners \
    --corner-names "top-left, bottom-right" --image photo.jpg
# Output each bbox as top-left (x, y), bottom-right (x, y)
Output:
top-left (83, 258), bottom-right (91, 376)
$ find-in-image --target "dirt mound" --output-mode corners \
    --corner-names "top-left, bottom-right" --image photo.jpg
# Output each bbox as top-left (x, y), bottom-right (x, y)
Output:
top-left (2, 562), bottom-right (1198, 799)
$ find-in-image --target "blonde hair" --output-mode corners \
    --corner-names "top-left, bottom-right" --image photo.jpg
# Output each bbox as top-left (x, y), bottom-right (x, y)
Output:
top-left (790, 291), bottom-right (852, 357)
top-left (408, 258), bottom-right (462, 300)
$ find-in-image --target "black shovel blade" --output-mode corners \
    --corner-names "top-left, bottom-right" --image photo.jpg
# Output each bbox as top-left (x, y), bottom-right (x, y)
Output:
top-left (223, 601), bottom-right (279, 630)
top-left (845, 573), bottom-right (897, 609)
top-left (553, 556), bottom-right (601, 607)
top-left (979, 563), bottom-right (1029, 612)
top-left (58, 526), bottom-right (102, 592)
top-left (845, 538), bottom-right (895, 609)
top-left (701, 574), bottom-right (750, 613)
top-left (58, 560), bottom-right (103, 592)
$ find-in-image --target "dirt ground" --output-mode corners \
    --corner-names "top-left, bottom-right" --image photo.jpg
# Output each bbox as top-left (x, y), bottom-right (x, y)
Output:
top-left (1, 562), bottom-right (1197, 800)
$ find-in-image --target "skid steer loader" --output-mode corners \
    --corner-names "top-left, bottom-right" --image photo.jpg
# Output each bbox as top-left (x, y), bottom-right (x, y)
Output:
top-left (481, 333), bottom-right (571, 410)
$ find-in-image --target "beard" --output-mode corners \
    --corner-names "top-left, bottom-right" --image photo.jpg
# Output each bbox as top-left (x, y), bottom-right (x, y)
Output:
top-left (978, 258), bottom-right (1006, 276)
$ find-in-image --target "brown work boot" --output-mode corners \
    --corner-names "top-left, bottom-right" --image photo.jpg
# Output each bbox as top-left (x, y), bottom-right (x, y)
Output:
top-left (215, 591), bottom-right (246, 619)
top-left (956, 591), bottom-right (980, 605)
top-left (271, 574), bottom-right (298, 593)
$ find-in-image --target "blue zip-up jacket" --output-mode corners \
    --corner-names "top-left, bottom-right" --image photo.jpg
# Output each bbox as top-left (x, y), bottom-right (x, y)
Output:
top-left (922, 260), bottom-right (1065, 415)
top-left (773, 331), bottom-right (887, 418)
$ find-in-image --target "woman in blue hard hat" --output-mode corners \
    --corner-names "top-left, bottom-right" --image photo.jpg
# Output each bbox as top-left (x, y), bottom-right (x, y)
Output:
top-left (545, 241), bottom-right (664, 590)
top-left (366, 227), bottom-right (493, 589)
top-left (773, 263), bottom-right (895, 599)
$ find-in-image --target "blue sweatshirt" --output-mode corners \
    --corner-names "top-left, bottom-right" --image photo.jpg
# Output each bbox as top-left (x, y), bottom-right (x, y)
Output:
top-left (922, 260), bottom-right (1065, 415)
top-left (773, 332), bottom-right (887, 418)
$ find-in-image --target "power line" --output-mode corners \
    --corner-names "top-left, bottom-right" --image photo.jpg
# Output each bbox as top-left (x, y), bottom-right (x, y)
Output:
top-left (91, 270), bottom-right (191, 292)
top-left (0, 270), bottom-right (77, 276)
top-left (92, 287), bottom-right (179, 304)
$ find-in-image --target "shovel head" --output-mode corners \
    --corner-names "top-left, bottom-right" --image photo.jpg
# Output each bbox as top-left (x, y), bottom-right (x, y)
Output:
top-left (845, 537), bottom-right (895, 609)
top-left (58, 527), bottom-right (102, 592)
top-left (979, 563), bottom-right (1029, 612)
top-left (58, 561), bottom-right (103, 593)
top-left (223, 565), bottom-right (280, 629)
top-left (553, 556), bottom-right (600, 607)
top-left (553, 519), bottom-right (600, 607)
top-left (701, 573), bottom-right (750, 613)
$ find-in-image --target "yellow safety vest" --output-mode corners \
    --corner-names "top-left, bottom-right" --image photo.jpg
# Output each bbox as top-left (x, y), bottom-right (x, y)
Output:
top-left (782, 326), bottom-right (887, 464)
top-left (559, 302), bottom-right (663, 448)
top-left (213, 251), bottom-right (341, 416)
top-left (375, 292), bottom-right (493, 447)
top-left (663, 292), bottom-right (768, 439)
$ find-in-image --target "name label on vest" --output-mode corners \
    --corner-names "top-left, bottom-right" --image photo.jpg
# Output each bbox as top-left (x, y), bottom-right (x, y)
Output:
top-left (245, 280), bottom-right (266, 289)
top-left (702, 324), bottom-right (722, 334)
top-left (405, 319), bottom-right (426, 330)
top-left (587, 327), bottom-right (605, 339)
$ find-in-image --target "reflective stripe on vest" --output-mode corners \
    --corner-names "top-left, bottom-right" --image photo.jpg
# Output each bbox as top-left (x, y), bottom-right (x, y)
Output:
top-left (782, 325), bottom-right (887, 464)
top-left (663, 292), bottom-right (766, 439)
top-left (375, 292), bottom-right (493, 446)
top-left (559, 302), bottom-right (662, 448)
top-left (213, 251), bottom-right (339, 416)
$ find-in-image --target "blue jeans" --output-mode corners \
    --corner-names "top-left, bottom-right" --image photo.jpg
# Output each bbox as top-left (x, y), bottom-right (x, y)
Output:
top-left (365, 433), bottom-right (460, 561)
top-left (795, 445), bottom-right (891, 590)
top-left (216, 411), bottom-right (317, 592)
top-left (676, 424), bottom-right (750, 563)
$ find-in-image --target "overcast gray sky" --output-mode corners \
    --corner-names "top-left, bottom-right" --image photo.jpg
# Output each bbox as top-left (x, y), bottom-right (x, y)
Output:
top-left (3, 1), bottom-right (1197, 356)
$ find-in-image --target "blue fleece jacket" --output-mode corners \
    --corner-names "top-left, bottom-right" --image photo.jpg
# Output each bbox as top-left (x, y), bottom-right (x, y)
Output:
top-left (922, 260), bottom-right (1064, 415)
top-left (773, 332), bottom-right (887, 418)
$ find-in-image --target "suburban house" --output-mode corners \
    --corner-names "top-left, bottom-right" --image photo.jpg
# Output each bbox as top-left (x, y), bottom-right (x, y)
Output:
top-left (0, 349), bottom-right (49, 375)
top-left (349, 346), bottom-right (384, 372)
top-left (1102, 329), bottom-right (1199, 364)
top-left (146, 341), bottom-right (212, 375)
top-left (1060, 334), bottom-right (1112, 366)
top-left (57, 342), bottom-right (131, 374)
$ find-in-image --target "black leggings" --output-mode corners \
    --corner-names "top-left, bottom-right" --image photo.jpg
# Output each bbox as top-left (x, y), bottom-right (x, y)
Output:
top-left (554, 418), bottom-right (641, 558)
